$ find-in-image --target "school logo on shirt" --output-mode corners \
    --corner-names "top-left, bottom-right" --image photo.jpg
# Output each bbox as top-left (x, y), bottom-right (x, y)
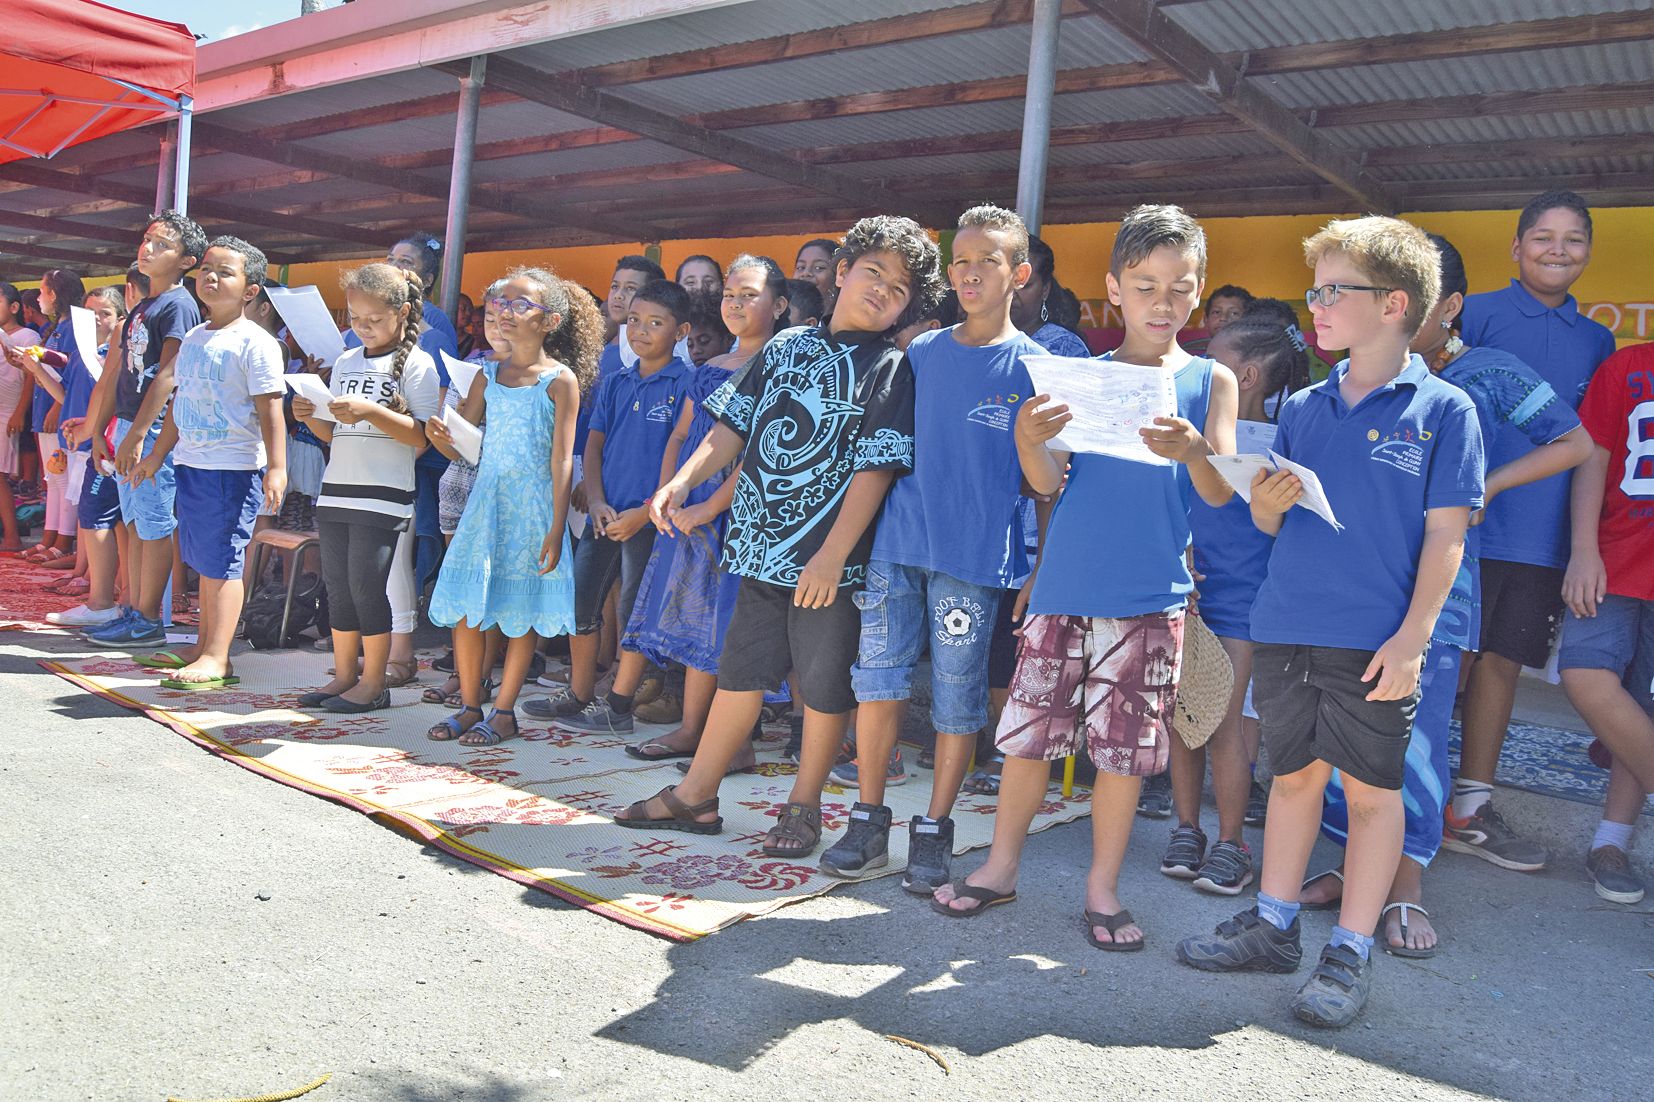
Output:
top-left (645, 400), bottom-right (676, 423)
top-left (1368, 426), bottom-right (1431, 476)
top-left (966, 391), bottom-right (1021, 432)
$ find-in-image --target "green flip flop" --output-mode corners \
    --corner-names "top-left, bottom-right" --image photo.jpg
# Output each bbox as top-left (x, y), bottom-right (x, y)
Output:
top-left (160, 674), bottom-right (241, 691)
top-left (134, 650), bottom-right (190, 670)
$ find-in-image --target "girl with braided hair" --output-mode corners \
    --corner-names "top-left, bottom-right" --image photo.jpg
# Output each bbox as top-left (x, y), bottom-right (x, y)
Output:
top-left (292, 263), bottom-right (441, 713)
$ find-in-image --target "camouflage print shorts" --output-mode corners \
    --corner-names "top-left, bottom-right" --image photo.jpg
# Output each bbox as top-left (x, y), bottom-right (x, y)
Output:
top-left (994, 611), bottom-right (1184, 777)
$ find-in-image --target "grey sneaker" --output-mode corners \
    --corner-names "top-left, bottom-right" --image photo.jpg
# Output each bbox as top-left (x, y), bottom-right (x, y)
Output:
top-left (819, 802), bottom-right (891, 879)
top-left (1192, 839), bottom-right (1254, 896)
top-left (1587, 845), bottom-right (1646, 904)
top-left (1442, 802), bottom-right (1547, 871)
top-left (902, 815), bottom-right (954, 895)
top-left (1160, 823), bottom-right (1208, 879)
top-left (554, 697), bottom-right (634, 735)
top-left (522, 687), bottom-right (589, 720)
top-left (1137, 772), bottom-right (1172, 819)
top-left (1177, 908), bottom-right (1302, 974)
top-left (1244, 780), bottom-right (1269, 826)
top-left (828, 748), bottom-right (908, 788)
top-left (1290, 944), bottom-right (1373, 1029)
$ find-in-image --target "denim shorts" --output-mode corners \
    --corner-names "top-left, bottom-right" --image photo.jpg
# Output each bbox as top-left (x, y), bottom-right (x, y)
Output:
top-left (851, 560), bottom-right (1001, 735)
top-left (113, 417), bottom-right (177, 540)
top-left (1558, 595), bottom-right (1654, 718)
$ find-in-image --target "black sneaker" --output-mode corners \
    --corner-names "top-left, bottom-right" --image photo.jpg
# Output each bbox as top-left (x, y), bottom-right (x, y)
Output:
top-left (1192, 839), bottom-right (1254, 896)
top-left (1443, 802), bottom-right (1547, 871)
top-left (1176, 908), bottom-right (1303, 974)
top-left (554, 697), bottom-right (634, 735)
top-left (819, 802), bottom-right (891, 879)
top-left (1291, 943), bottom-right (1373, 1028)
top-left (1244, 780), bottom-right (1269, 826)
top-left (1587, 845), bottom-right (1647, 904)
top-left (1160, 823), bottom-right (1207, 879)
top-left (903, 815), bottom-right (954, 895)
top-left (1137, 772), bottom-right (1172, 819)
top-left (522, 687), bottom-right (588, 720)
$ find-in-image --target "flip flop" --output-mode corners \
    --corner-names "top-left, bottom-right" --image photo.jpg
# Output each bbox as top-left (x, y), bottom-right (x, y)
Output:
top-left (930, 879), bottom-right (1017, 918)
top-left (133, 650), bottom-right (191, 670)
top-left (160, 674), bottom-right (241, 691)
top-left (1299, 868), bottom-right (1344, 911)
top-left (1381, 901), bottom-right (1438, 959)
top-left (625, 738), bottom-right (696, 761)
top-left (1084, 908), bottom-right (1146, 952)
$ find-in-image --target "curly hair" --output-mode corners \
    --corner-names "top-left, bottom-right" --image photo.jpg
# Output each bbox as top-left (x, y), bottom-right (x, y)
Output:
top-left (508, 266), bottom-right (604, 399)
top-left (145, 209), bottom-right (207, 268)
top-left (343, 261), bottom-right (423, 414)
top-left (833, 215), bottom-right (944, 332)
top-left (1211, 316), bottom-right (1309, 419)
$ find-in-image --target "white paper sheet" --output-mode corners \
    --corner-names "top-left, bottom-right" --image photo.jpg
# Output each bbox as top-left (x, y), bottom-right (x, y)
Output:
top-left (568, 454), bottom-right (588, 540)
top-left (1269, 449), bottom-right (1342, 531)
top-left (1206, 453), bottom-right (1275, 504)
top-left (1202, 449), bottom-right (1343, 530)
top-left (1022, 354), bottom-right (1175, 465)
top-left (442, 406), bottom-right (484, 465)
top-left (283, 373), bottom-right (337, 421)
top-left (439, 350), bottom-right (484, 403)
top-left (265, 286), bottom-right (347, 368)
top-left (69, 305), bottom-right (102, 381)
top-left (1235, 419), bottom-right (1278, 455)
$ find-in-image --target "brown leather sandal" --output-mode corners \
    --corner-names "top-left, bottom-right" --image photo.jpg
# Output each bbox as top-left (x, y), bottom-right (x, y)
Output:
top-left (614, 785), bottom-right (722, 835)
top-left (761, 802), bottom-right (822, 858)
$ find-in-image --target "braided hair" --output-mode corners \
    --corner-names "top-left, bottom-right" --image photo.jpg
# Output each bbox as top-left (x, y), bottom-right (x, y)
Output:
top-left (342, 261), bottom-right (423, 414)
top-left (1212, 316), bottom-right (1309, 419)
top-left (508, 266), bottom-right (604, 399)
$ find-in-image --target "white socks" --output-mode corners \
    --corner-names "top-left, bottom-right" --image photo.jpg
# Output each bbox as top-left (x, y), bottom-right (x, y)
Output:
top-left (1592, 820), bottom-right (1633, 853)
top-left (1450, 780), bottom-right (1493, 820)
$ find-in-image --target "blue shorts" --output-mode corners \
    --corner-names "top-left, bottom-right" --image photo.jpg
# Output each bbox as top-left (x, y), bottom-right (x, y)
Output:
top-left (1557, 595), bottom-right (1654, 718)
top-left (176, 465), bottom-right (263, 580)
top-left (76, 460), bottom-right (122, 531)
top-left (851, 560), bottom-right (1001, 735)
top-left (113, 417), bottom-right (176, 540)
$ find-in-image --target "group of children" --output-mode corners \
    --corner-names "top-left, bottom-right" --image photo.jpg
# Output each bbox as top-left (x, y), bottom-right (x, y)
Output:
top-left (3, 187), bottom-right (1647, 1032)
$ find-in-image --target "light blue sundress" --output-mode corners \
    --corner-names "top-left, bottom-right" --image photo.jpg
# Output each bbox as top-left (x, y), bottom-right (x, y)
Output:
top-left (429, 362), bottom-right (575, 638)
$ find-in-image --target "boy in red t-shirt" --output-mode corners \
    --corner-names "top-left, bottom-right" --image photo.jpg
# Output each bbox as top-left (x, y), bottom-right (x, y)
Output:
top-left (1558, 342), bottom-right (1654, 905)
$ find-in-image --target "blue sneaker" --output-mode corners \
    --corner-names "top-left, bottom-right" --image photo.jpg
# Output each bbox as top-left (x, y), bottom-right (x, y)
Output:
top-left (91, 612), bottom-right (167, 648)
top-left (82, 608), bottom-right (135, 641)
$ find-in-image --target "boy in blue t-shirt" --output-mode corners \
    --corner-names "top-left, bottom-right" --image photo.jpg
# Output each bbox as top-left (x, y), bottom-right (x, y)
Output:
top-left (1179, 217), bottom-right (1484, 1029)
top-left (932, 206), bottom-right (1239, 953)
top-left (615, 216), bottom-right (943, 860)
top-left (819, 205), bottom-right (1043, 886)
top-left (1453, 190), bottom-right (1618, 871)
top-left (524, 280), bottom-right (692, 727)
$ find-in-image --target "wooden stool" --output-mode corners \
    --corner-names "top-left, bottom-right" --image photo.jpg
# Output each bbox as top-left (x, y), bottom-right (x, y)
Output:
top-left (241, 528), bottom-right (320, 643)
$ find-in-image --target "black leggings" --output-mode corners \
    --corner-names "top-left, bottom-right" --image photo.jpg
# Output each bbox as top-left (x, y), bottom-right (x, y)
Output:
top-left (319, 519), bottom-right (400, 636)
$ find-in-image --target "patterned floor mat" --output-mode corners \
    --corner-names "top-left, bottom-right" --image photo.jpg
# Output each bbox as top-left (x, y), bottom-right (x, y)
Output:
top-left (0, 552), bottom-right (76, 633)
top-left (1448, 720), bottom-right (1650, 816)
top-left (43, 649), bottom-right (1093, 939)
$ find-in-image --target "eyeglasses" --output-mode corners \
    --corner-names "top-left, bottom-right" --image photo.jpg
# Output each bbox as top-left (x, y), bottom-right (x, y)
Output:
top-left (485, 295), bottom-right (550, 318)
top-left (1305, 284), bottom-right (1398, 308)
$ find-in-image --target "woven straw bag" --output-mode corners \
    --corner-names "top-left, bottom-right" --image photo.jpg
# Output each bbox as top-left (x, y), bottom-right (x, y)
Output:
top-left (1174, 613), bottom-right (1234, 750)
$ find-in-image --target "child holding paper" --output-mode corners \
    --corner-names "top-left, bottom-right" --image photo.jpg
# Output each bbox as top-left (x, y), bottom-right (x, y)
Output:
top-left (933, 205), bottom-right (1238, 954)
top-left (1178, 216), bottom-right (1483, 1029)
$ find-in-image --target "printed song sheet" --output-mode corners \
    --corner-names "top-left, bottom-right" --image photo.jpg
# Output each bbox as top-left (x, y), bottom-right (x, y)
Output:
top-left (1204, 449), bottom-right (1342, 530)
top-left (440, 350), bottom-right (484, 402)
top-left (69, 305), bottom-right (102, 381)
top-left (1022, 354), bottom-right (1176, 465)
top-left (442, 406), bottom-right (484, 465)
top-left (283, 373), bottom-right (337, 421)
top-left (265, 285), bottom-right (347, 369)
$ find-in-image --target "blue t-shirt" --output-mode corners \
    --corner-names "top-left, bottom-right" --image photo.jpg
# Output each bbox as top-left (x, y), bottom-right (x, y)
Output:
top-left (29, 323), bottom-right (61, 432)
top-left (46, 324), bottom-right (94, 451)
top-left (1030, 356), bottom-right (1214, 618)
top-left (1249, 355), bottom-right (1485, 652)
top-left (871, 326), bottom-right (1039, 588)
top-left (1459, 279), bottom-right (1616, 568)
top-left (706, 325), bottom-right (915, 588)
top-left (114, 286), bottom-right (201, 423)
top-left (1189, 419), bottom-right (1278, 641)
top-left (587, 356), bottom-right (694, 512)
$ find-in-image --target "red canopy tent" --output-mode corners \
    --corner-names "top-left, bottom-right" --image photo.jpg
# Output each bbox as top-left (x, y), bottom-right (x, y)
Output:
top-left (2, 0), bottom-right (194, 201)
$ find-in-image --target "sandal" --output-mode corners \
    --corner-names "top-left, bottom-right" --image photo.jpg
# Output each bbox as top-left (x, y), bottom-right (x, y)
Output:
top-left (962, 758), bottom-right (1004, 797)
top-left (42, 554), bottom-right (76, 570)
top-left (1084, 908), bottom-right (1146, 952)
top-left (625, 737), bottom-right (696, 762)
top-left (930, 879), bottom-right (1017, 918)
top-left (614, 784), bottom-right (723, 834)
top-left (171, 592), bottom-right (193, 614)
top-left (1300, 868), bottom-right (1344, 911)
top-left (384, 659), bottom-right (419, 689)
top-left (761, 802), bottom-right (822, 858)
top-left (423, 674), bottom-right (490, 707)
top-left (59, 577), bottom-right (90, 596)
top-left (1381, 901), bottom-right (1437, 959)
top-left (428, 705), bottom-right (484, 742)
top-left (160, 673), bottom-right (241, 691)
top-left (133, 650), bottom-right (191, 670)
top-left (460, 708), bottom-right (515, 746)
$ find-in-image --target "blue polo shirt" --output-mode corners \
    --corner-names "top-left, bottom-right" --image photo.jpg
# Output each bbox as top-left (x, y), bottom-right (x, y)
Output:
top-left (587, 355), bottom-right (693, 511)
top-left (1459, 279), bottom-right (1616, 568)
top-left (870, 326), bottom-right (1039, 588)
top-left (1249, 355), bottom-right (1484, 652)
top-left (574, 341), bottom-right (627, 458)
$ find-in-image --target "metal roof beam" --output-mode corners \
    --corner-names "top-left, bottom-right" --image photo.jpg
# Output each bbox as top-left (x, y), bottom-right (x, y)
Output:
top-left (0, 209), bottom-right (137, 247)
top-left (0, 239), bottom-right (130, 271)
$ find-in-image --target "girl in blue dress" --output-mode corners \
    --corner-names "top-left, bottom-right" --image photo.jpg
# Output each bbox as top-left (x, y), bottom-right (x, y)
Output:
top-left (426, 268), bottom-right (602, 745)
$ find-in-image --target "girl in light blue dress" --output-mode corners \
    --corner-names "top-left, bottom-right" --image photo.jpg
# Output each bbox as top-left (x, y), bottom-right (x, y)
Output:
top-left (426, 268), bottom-right (603, 745)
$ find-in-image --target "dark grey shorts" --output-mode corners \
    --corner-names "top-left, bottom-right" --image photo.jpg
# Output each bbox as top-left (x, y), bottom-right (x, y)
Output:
top-left (716, 577), bottom-right (860, 715)
top-left (1253, 643), bottom-right (1419, 791)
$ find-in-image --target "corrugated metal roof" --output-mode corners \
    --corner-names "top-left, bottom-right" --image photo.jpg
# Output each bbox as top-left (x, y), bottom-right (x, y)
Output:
top-left (1167, 0), bottom-right (1653, 50)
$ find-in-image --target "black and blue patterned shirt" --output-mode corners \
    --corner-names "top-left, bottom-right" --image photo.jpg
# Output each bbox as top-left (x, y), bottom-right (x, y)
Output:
top-left (704, 325), bottom-right (915, 588)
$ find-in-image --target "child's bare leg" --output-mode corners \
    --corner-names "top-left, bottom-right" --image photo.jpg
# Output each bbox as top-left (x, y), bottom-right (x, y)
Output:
top-left (607, 650), bottom-right (648, 700)
top-left (1256, 759), bottom-right (1336, 903)
top-left (849, 699), bottom-right (903, 806)
top-left (84, 527), bottom-right (118, 610)
top-left (320, 629), bottom-right (361, 696)
top-left (1087, 772), bottom-right (1146, 944)
top-left (0, 478), bottom-right (20, 550)
top-left (619, 688), bottom-right (763, 822)
top-left (567, 631), bottom-right (601, 702)
top-left (114, 523), bottom-right (131, 604)
top-left (1563, 667), bottom-right (1654, 792)
top-left (935, 755), bottom-right (1051, 911)
top-left (1336, 775), bottom-right (1404, 939)
top-left (928, 730), bottom-right (975, 820)
top-left (1168, 740), bottom-right (1206, 828)
top-left (788, 704), bottom-right (852, 806)
top-left (454, 621), bottom-right (488, 709)
top-left (1208, 639), bottom-right (1257, 841)
top-left (336, 632), bottom-right (389, 704)
top-left (173, 577), bottom-right (241, 681)
top-left (133, 534), bottom-right (172, 621)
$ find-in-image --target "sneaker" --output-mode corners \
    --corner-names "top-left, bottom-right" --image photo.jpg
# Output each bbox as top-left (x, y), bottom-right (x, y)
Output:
top-left (1587, 845), bottom-right (1646, 904)
top-left (554, 697), bottom-right (634, 735)
top-left (1442, 802), bottom-right (1547, 871)
top-left (759, 700), bottom-right (791, 727)
top-left (521, 687), bottom-right (589, 720)
top-left (781, 717), bottom-right (804, 765)
top-left (828, 747), bottom-right (907, 788)
top-left (1192, 839), bottom-right (1254, 895)
top-left (1176, 908), bottom-right (1303, 974)
top-left (1244, 780), bottom-right (1269, 826)
top-left (80, 608), bottom-right (134, 639)
top-left (633, 691), bottom-right (683, 725)
top-left (1137, 772), bottom-right (1172, 819)
top-left (47, 603), bottom-right (122, 627)
top-left (1290, 944), bottom-right (1373, 1029)
top-left (535, 666), bottom-right (571, 687)
top-left (633, 673), bottom-right (665, 708)
top-left (902, 815), bottom-right (955, 895)
top-left (87, 612), bottom-right (166, 647)
top-left (1160, 823), bottom-right (1207, 879)
top-left (819, 801), bottom-right (891, 879)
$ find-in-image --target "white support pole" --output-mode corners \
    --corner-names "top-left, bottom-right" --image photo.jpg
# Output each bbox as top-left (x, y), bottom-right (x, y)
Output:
top-left (172, 96), bottom-right (193, 215)
top-left (1015, 0), bottom-right (1061, 234)
top-left (154, 120), bottom-right (176, 213)
top-left (439, 56), bottom-right (486, 320)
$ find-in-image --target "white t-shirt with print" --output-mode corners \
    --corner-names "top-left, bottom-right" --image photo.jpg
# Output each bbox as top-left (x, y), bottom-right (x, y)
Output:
top-left (171, 317), bottom-right (287, 469)
top-left (315, 345), bottom-right (440, 529)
